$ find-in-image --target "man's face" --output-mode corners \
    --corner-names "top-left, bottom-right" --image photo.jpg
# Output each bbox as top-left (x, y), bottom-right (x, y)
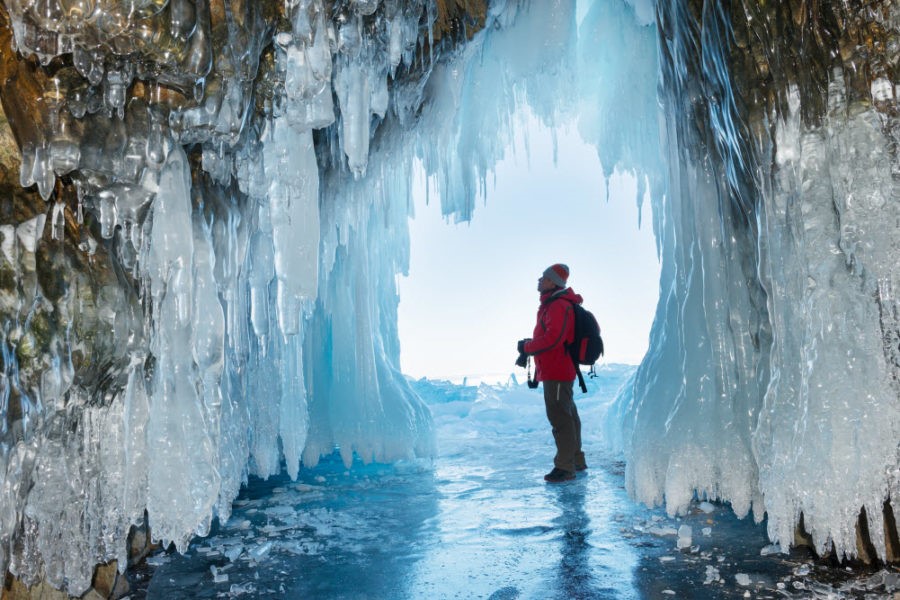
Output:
top-left (537, 275), bottom-right (556, 292)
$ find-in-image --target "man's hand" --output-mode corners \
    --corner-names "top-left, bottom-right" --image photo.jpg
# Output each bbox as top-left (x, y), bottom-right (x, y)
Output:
top-left (515, 338), bottom-right (531, 368)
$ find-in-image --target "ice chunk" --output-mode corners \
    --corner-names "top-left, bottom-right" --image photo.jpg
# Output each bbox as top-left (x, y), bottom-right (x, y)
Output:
top-left (676, 525), bottom-right (692, 550)
top-left (704, 566), bottom-right (721, 585)
top-left (225, 546), bottom-right (244, 562)
top-left (248, 541), bottom-right (273, 560)
top-left (229, 582), bottom-right (257, 595)
top-left (648, 525), bottom-right (678, 537)
top-left (211, 565), bottom-right (229, 583)
top-left (698, 502), bottom-right (715, 514)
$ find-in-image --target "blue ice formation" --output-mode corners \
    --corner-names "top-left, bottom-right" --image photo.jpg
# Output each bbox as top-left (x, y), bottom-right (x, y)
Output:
top-left (604, 0), bottom-right (900, 564)
top-left (0, 0), bottom-right (897, 594)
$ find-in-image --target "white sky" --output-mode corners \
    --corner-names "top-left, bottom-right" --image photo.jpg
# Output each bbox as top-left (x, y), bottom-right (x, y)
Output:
top-left (397, 118), bottom-right (661, 383)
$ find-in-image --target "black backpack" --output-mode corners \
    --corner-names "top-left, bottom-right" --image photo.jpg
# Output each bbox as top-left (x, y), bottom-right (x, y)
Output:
top-left (559, 298), bottom-right (604, 393)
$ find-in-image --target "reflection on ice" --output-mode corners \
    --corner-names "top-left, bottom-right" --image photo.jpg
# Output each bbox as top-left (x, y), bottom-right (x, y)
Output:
top-left (138, 368), bottom-right (897, 599)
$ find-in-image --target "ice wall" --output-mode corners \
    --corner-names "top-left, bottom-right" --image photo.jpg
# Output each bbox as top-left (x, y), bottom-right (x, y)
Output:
top-left (0, 0), bottom-right (582, 594)
top-left (608, 0), bottom-right (900, 562)
top-left (0, 0), bottom-right (432, 593)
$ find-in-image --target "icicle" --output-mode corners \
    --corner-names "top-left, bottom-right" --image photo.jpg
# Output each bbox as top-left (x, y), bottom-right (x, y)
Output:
top-left (279, 336), bottom-right (309, 480)
top-left (335, 59), bottom-right (371, 176)
top-left (265, 121), bottom-right (320, 336)
top-left (32, 144), bottom-right (55, 200)
top-left (248, 229), bottom-right (275, 340)
top-left (15, 214), bottom-right (46, 253)
top-left (97, 190), bottom-right (117, 239)
top-left (50, 201), bottom-right (65, 241)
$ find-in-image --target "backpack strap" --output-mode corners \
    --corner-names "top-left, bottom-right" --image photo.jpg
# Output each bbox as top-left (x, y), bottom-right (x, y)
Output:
top-left (575, 366), bottom-right (587, 394)
top-left (552, 297), bottom-right (587, 393)
top-left (531, 302), bottom-right (572, 355)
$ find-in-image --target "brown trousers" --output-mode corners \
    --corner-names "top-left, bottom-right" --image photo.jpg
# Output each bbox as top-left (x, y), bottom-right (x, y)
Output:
top-left (542, 380), bottom-right (585, 473)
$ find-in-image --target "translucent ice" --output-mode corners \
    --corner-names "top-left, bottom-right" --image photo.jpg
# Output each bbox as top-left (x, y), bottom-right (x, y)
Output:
top-left (1, 0), bottom-right (897, 595)
top-left (676, 525), bottom-right (692, 550)
top-left (606, 0), bottom-right (900, 565)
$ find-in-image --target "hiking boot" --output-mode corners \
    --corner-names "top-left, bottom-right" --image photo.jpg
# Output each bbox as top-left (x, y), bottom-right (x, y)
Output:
top-left (574, 452), bottom-right (587, 472)
top-left (544, 468), bottom-right (576, 483)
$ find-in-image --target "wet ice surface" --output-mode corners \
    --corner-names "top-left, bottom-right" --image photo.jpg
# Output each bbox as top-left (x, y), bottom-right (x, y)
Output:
top-left (136, 368), bottom-right (899, 599)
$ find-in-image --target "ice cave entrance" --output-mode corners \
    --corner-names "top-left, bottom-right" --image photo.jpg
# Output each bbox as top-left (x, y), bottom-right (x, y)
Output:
top-left (398, 115), bottom-right (661, 383)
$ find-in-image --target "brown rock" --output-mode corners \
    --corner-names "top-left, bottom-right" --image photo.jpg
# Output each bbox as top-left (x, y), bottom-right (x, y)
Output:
top-left (89, 562), bottom-right (118, 599)
top-left (1, 562), bottom-right (131, 600)
top-left (1, 577), bottom-right (68, 600)
top-left (127, 524), bottom-right (159, 566)
top-left (794, 513), bottom-right (815, 550)
top-left (884, 501), bottom-right (900, 564)
top-left (854, 507), bottom-right (878, 565)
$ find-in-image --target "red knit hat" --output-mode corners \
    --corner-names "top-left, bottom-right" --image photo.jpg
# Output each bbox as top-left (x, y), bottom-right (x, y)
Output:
top-left (543, 263), bottom-right (569, 288)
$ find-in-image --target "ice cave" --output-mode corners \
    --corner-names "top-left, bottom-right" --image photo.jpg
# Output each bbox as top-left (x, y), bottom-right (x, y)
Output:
top-left (0, 0), bottom-right (897, 596)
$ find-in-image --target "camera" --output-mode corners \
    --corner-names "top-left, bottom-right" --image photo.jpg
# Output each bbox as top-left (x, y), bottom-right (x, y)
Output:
top-left (515, 351), bottom-right (528, 368)
top-left (515, 339), bottom-right (530, 368)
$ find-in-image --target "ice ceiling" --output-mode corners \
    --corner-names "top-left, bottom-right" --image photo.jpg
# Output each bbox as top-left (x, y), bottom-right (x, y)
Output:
top-left (0, 0), bottom-right (898, 594)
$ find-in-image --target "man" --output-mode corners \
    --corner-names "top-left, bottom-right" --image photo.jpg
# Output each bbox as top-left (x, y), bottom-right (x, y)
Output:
top-left (518, 263), bottom-right (587, 483)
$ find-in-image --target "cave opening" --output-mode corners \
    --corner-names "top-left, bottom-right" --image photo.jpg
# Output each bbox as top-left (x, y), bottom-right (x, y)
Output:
top-left (398, 113), bottom-right (660, 384)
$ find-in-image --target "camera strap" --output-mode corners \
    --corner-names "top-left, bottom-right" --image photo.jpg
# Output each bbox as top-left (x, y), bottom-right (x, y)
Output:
top-left (527, 357), bottom-right (537, 388)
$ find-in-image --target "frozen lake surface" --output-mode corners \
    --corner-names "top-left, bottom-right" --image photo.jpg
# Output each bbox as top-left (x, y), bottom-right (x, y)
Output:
top-left (135, 366), bottom-right (898, 599)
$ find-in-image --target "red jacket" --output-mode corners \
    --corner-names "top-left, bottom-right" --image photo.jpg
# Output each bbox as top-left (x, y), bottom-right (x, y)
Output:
top-left (524, 287), bottom-right (582, 382)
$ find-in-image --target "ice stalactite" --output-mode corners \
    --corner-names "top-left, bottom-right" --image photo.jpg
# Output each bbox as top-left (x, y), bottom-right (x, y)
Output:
top-left (753, 78), bottom-right (900, 562)
top-left (611, 0), bottom-right (900, 562)
top-left (0, 0), bottom-right (436, 591)
top-left (0, 0), bottom-right (580, 593)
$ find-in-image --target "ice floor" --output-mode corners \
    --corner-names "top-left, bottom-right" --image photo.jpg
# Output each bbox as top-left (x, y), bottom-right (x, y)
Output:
top-left (135, 367), bottom-right (898, 599)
